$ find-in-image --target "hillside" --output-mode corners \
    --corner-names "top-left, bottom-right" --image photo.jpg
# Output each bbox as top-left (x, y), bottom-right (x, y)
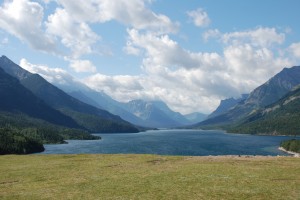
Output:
top-left (0, 66), bottom-right (100, 149)
top-left (0, 56), bottom-right (138, 133)
top-left (229, 85), bottom-right (300, 135)
top-left (0, 67), bottom-right (79, 128)
top-left (207, 94), bottom-right (248, 119)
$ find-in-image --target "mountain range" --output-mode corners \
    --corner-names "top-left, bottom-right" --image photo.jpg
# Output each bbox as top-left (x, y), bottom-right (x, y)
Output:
top-left (28, 63), bottom-right (206, 128)
top-left (229, 85), bottom-right (300, 135)
top-left (194, 65), bottom-right (300, 135)
top-left (120, 99), bottom-right (191, 128)
top-left (0, 55), bottom-right (138, 133)
top-left (0, 67), bottom-right (78, 128)
top-left (207, 94), bottom-right (248, 119)
top-left (1, 55), bottom-right (299, 137)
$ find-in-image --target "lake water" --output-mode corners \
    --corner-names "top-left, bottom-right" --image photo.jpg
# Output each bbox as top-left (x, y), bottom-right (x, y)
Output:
top-left (40, 129), bottom-right (297, 156)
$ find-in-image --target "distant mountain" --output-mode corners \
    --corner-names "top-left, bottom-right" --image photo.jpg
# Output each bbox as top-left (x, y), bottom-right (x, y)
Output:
top-left (29, 69), bottom-right (147, 127)
top-left (0, 67), bottom-right (79, 128)
top-left (195, 66), bottom-right (300, 127)
top-left (151, 101), bottom-right (191, 125)
top-left (78, 90), bottom-right (146, 127)
top-left (121, 100), bottom-right (183, 128)
top-left (230, 85), bottom-right (300, 135)
top-left (69, 90), bottom-right (101, 109)
top-left (184, 112), bottom-right (207, 124)
top-left (0, 56), bottom-right (138, 133)
top-left (207, 94), bottom-right (248, 119)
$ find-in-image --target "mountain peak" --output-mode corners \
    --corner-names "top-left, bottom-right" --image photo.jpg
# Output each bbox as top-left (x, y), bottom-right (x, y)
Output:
top-left (197, 65), bottom-right (300, 128)
top-left (0, 55), bottom-right (32, 80)
top-left (245, 65), bottom-right (300, 107)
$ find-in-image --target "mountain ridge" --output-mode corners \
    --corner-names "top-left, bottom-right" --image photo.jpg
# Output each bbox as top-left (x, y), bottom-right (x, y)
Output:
top-left (0, 67), bottom-right (79, 128)
top-left (229, 84), bottom-right (300, 135)
top-left (195, 66), bottom-right (300, 128)
top-left (0, 55), bottom-right (138, 133)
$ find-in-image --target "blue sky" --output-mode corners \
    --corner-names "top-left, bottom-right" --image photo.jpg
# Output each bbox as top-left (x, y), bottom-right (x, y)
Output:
top-left (1, 0), bottom-right (300, 114)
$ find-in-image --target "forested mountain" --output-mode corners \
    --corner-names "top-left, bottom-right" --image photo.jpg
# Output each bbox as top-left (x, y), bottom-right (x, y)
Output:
top-left (0, 56), bottom-right (138, 133)
top-left (229, 85), bottom-right (300, 135)
top-left (0, 65), bottom-right (100, 154)
top-left (0, 67), bottom-right (78, 128)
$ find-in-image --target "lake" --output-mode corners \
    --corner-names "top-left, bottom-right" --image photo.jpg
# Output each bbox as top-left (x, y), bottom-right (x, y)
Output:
top-left (40, 129), bottom-right (297, 156)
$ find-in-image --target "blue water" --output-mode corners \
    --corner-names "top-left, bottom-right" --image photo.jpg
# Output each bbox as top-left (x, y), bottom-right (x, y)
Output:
top-left (40, 129), bottom-right (297, 156)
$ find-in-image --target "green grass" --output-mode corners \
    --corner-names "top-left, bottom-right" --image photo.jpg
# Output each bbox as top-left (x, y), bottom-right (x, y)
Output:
top-left (0, 155), bottom-right (299, 200)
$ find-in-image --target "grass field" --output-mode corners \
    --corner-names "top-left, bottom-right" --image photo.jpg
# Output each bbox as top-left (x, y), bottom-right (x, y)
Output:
top-left (0, 154), bottom-right (299, 200)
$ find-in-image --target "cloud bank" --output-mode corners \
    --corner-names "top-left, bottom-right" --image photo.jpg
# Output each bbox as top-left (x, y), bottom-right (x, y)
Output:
top-left (1, 0), bottom-right (300, 114)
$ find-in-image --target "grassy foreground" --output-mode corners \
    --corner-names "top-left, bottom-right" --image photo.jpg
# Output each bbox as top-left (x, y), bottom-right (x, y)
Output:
top-left (0, 155), bottom-right (299, 200)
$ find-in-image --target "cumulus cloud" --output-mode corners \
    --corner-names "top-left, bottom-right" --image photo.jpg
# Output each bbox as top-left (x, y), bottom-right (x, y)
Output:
top-left (0, 0), bottom-right (57, 54)
top-left (46, 8), bottom-right (100, 59)
top-left (125, 29), bottom-right (223, 71)
top-left (202, 29), bottom-right (221, 42)
top-left (84, 73), bottom-right (146, 102)
top-left (2, 0), bottom-right (298, 114)
top-left (1, 0), bottom-right (178, 60)
top-left (222, 27), bottom-right (285, 47)
top-left (18, 26), bottom-right (296, 114)
top-left (187, 8), bottom-right (210, 27)
top-left (19, 58), bottom-right (91, 92)
top-left (118, 27), bottom-right (292, 113)
top-left (69, 59), bottom-right (97, 73)
top-left (56, 0), bottom-right (179, 33)
top-left (289, 42), bottom-right (300, 58)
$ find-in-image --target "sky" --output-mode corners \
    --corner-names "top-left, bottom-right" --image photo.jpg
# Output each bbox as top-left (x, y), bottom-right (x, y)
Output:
top-left (1, 0), bottom-right (300, 114)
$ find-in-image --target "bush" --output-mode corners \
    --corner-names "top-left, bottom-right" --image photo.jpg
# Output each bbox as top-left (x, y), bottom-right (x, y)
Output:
top-left (0, 126), bottom-right (45, 154)
top-left (280, 139), bottom-right (300, 153)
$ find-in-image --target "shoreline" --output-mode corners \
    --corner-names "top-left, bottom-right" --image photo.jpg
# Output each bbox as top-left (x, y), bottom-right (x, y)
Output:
top-left (278, 147), bottom-right (300, 157)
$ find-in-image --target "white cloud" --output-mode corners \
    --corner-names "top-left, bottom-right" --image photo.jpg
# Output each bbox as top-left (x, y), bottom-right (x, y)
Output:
top-left (289, 42), bottom-right (300, 58)
top-left (84, 73), bottom-right (146, 102)
top-left (3, 0), bottom-right (298, 115)
top-left (55, 0), bottom-right (179, 34)
top-left (46, 8), bottom-right (100, 59)
top-left (126, 29), bottom-right (223, 71)
top-left (18, 26), bottom-right (296, 114)
top-left (224, 44), bottom-right (291, 90)
top-left (124, 41), bottom-right (141, 56)
top-left (187, 8), bottom-right (210, 27)
top-left (222, 27), bottom-right (285, 47)
top-left (1, 0), bottom-right (178, 60)
top-left (202, 29), bottom-right (221, 42)
top-left (119, 27), bottom-right (293, 114)
top-left (69, 59), bottom-right (97, 73)
top-left (0, 0), bottom-right (57, 54)
top-left (19, 58), bottom-right (91, 92)
top-left (20, 58), bottom-right (72, 85)
top-left (44, 0), bottom-right (178, 59)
